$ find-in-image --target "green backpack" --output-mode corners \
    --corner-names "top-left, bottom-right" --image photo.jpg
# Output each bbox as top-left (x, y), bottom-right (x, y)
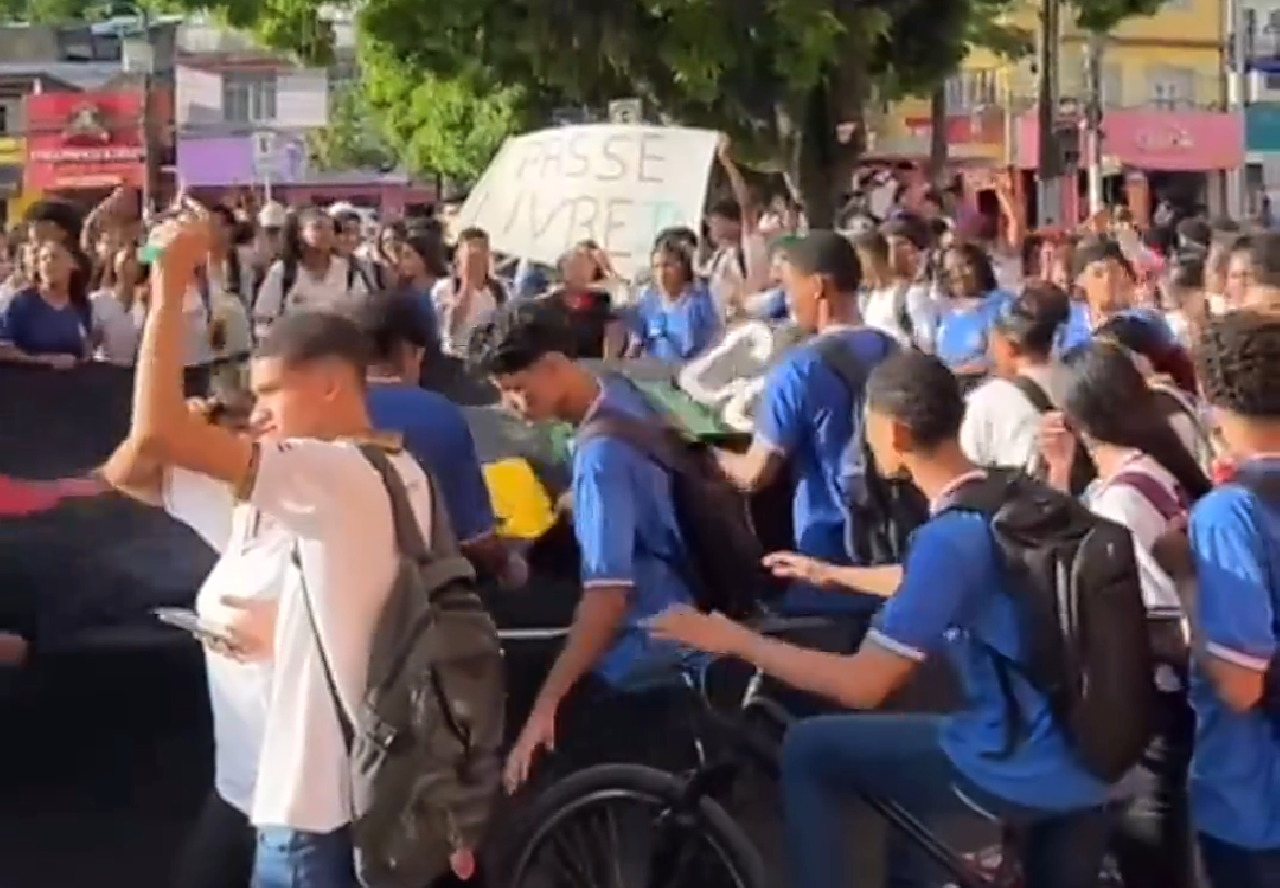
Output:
top-left (300, 444), bottom-right (507, 887)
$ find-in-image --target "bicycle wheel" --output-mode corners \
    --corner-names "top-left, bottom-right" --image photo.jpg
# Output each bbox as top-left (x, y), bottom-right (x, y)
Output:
top-left (505, 762), bottom-right (767, 888)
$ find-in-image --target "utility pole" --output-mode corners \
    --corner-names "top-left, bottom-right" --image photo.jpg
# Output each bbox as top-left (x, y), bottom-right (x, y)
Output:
top-left (1084, 32), bottom-right (1105, 216)
top-left (1036, 0), bottom-right (1063, 227)
top-left (1227, 0), bottom-right (1249, 218)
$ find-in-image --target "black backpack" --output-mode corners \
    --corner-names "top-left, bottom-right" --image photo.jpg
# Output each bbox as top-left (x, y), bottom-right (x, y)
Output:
top-left (1011, 375), bottom-right (1098, 496)
top-left (814, 335), bottom-right (930, 565)
top-left (578, 407), bottom-right (783, 619)
top-left (946, 469), bottom-right (1157, 783)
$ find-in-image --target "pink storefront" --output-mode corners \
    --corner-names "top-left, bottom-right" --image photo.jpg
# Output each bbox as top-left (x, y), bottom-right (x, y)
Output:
top-left (1014, 108), bottom-right (1244, 224)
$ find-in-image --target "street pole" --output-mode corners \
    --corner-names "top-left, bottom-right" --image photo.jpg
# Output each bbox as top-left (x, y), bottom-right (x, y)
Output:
top-left (1227, 0), bottom-right (1249, 218)
top-left (1084, 32), bottom-right (1105, 216)
top-left (140, 7), bottom-right (155, 214)
top-left (1036, 0), bottom-right (1063, 227)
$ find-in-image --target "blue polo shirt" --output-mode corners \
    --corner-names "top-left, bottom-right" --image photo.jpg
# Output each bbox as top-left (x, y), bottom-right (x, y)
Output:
top-left (935, 291), bottom-right (1007, 372)
top-left (1187, 463), bottom-right (1280, 850)
top-left (870, 501), bottom-right (1111, 812)
top-left (626, 285), bottom-right (720, 363)
top-left (754, 326), bottom-right (897, 612)
top-left (572, 374), bottom-right (697, 686)
top-left (0, 288), bottom-right (87, 359)
top-left (365, 381), bottom-right (496, 545)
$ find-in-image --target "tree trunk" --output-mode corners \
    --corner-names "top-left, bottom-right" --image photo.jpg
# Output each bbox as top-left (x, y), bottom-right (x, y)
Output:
top-left (927, 85), bottom-right (948, 186)
top-left (788, 79), bottom-right (865, 230)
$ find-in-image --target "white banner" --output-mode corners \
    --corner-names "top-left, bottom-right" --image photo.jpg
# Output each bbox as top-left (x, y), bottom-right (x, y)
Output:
top-left (456, 125), bottom-right (718, 279)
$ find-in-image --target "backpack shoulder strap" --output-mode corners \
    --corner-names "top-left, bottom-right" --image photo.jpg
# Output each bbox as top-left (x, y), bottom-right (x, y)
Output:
top-left (1110, 469), bottom-right (1186, 521)
top-left (1011, 374), bottom-right (1054, 413)
top-left (356, 443), bottom-right (475, 589)
top-left (578, 408), bottom-right (681, 472)
top-left (813, 336), bottom-right (868, 395)
top-left (279, 260), bottom-right (297, 317)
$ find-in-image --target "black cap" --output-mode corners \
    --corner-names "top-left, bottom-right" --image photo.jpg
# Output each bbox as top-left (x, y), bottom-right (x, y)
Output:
top-left (881, 213), bottom-right (931, 249)
top-left (782, 230), bottom-right (862, 293)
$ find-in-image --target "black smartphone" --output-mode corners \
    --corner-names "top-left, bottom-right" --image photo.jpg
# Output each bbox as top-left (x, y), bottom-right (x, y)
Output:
top-left (151, 608), bottom-right (231, 646)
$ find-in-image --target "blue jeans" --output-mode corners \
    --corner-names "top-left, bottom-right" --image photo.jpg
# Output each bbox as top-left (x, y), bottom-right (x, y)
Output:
top-left (1199, 833), bottom-right (1280, 888)
top-left (252, 826), bottom-right (358, 888)
top-left (781, 712), bottom-right (1117, 888)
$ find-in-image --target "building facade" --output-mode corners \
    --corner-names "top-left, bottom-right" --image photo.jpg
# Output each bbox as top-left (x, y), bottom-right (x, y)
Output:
top-left (875, 0), bottom-right (1241, 216)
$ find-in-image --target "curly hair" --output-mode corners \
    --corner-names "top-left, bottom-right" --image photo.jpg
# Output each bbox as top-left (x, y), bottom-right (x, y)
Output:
top-left (1195, 310), bottom-right (1280, 418)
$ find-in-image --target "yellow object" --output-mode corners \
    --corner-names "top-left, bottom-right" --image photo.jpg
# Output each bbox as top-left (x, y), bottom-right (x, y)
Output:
top-left (483, 458), bottom-right (556, 540)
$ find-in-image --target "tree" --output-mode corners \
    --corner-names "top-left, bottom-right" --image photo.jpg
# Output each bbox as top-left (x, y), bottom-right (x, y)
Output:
top-left (306, 82), bottom-right (397, 172)
top-left (174, 0), bottom-right (1172, 225)
top-left (360, 46), bottom-right (530, 182)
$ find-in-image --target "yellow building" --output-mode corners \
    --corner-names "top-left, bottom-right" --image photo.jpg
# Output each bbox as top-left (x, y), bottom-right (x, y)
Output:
top-left (873, 0), bottom-right (1226, 163)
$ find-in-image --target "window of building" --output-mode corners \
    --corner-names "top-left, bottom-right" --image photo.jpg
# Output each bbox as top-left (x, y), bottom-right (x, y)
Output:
top-left (1101, 64), bottom-right (1125, 107)
top-left (1148, 67), bottom-right (1196, 110)
top-left (944, 69), bottom-right (1000, 112)
top-left (222, 72), bottom-right (278, 124)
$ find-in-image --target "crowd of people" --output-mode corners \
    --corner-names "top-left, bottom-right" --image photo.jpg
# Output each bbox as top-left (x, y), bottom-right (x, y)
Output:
top-left (0, 147), bottom-right (1277, 888)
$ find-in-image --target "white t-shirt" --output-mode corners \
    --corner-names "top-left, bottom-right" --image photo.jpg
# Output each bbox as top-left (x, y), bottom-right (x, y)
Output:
top-left (253, 256), bottom-right (369, 334)
top-left (432, 277), bottom-right (500, 357)
top-left (960, 366), bottom-right (1060, 472)
top-left (163, 440), bottom-right (435, 830)
top-left (861, 281), bottom-right (939, 351)
top-left (89, 289), bottom-right (142, 366)
top-left (129, 283), bottom-right (251, 368)
top-left (1082, 453), bottom-right (1183, 617)
top-left (703, 232), bottom-right (769, 319)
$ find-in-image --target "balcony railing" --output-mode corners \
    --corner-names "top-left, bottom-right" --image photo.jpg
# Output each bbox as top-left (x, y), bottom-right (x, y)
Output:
top-left (1229, 31), bottom-right (1280, 68)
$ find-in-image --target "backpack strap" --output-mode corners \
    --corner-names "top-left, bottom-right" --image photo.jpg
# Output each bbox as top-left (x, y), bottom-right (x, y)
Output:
top-left (1110, 469), bottom-right (1186, 521)
top-left (577, 408), bottom-right (683, 472)
top-left (356, 443), bottom-right (475, 590)
top-left (813, 336), bottom-right (870, 395)
top-left (279, 260), bottom-right (297, 318)
top-left (1011, 375), bottom-right (1054, 413)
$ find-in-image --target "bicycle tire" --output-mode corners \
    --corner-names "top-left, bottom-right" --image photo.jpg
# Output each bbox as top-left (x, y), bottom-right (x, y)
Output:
top-left (505, 762), bottom-right (768, 888)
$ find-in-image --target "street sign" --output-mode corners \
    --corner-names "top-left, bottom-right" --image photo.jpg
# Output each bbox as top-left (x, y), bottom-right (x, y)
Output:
top-left (608, 98), bottom-right (643, 125)
top-left (251, 131), bottom-right (277, 176)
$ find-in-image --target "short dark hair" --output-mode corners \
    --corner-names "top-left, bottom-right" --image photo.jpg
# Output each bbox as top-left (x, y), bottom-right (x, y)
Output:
top-left (1249, 232), bottom-right (1280, 289)
top-left (881, 213), bottom-right (930, 250)
top-left (24, 199), bottom-right (82, 242)
top-left (350, 291), bottom-right (434, 362)
top-left (993, 281), bottom-right (1072, 357)
top-left (1176, 217), bottom-right (1211, 249)
top-left (457, 227), bottom-right (489, 245)
top-left (1195, 311), bottom-right (1280, 418)
top-left (784, 230), bottom-right (862, 294)
top-left (707, 199), bottom-right (741, 223)
top-left (253, 310), bottom-right (372, 380)
top-left (468, 300), bottom-right (575, 376)
top-left (865, 350), bottom-right (965, 449)
top-left (1072, 236), bottom-right (1134, 280)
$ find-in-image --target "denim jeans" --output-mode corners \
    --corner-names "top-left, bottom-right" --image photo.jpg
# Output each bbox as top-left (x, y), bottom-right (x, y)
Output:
top-left (781, 712), bottom-right (1117, 888)
top-left (1199, 834), bottom-right (1280, 888)
top-left (252, 825), bottom-right (358, 888)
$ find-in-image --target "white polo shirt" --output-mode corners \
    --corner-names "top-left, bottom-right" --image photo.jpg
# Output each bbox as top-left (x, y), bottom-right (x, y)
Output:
top-left (254, 257), bottom-right (370, 335)
top-left (163, 440), bottom-right (434, 830)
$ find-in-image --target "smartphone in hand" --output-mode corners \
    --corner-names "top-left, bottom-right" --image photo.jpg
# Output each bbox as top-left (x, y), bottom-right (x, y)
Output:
top-left (152, 608), bottom-right (232, 646)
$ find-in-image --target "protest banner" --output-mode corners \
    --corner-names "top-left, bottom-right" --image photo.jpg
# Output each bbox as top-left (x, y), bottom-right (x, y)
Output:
top-left (456, 125), bottom-right (718, 279)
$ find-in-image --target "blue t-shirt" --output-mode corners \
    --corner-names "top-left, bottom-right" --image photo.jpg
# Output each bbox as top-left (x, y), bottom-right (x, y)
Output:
top-left (572, 375), bottom-right (698, 686)
top-left (934, 291), bottom-right (1008, 372)
top-left (0, 289), bottom-right (87, 358)
top-left (399, 284), bottom-right (441, 349)
top-left (754, 326), bottom-right (897, 612)
top-left (1187, 465), bottom-right (1280, 849)
top-left (626, 285), bottom-right (720, 363)
top-left (871, 507), bottom-right (1111, 811)
top-left (1054, 304), bottom-right (1176, 356)
top-left (365, 382), bottom-right (495, 544)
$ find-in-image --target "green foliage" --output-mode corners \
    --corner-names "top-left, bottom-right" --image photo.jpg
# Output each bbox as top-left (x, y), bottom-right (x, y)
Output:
top-left (162, 0), bottom-right (1170, 219)
top-left (1070, 0), bottom-right (1171, 34)
top-left (306, 82), bottom-right (396, 172)
top-left (361, 43), bottom-right (529, 181)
